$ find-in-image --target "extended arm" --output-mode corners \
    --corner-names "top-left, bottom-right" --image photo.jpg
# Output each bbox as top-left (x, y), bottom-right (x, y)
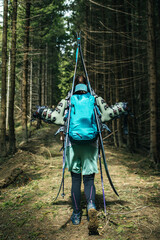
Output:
top-left (33, 99), bottom-right (67, 125)
top-left (96, 96), bottom-right (128, 122)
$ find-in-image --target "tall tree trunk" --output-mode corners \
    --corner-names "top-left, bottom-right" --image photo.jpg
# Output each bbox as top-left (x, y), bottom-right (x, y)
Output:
top-left (147, 0), bottom-right (159, 163)
top-left (113, 0), bottom-right (123, 148)
top-left (37, 49), bottom-right (42, 129)
top-left (6, 47), bottom-right (11, 130)
top-left (45, 43), bottom-right (48, 105)
top-left (8, 0), bottom-right (18, 153)
top-left (130, 2), bottom-right (138, 150)
top-left (29, 54), bottom-right (33, 120)
top-left (0, 0), bottom-right (8, 156)
top-left (83, 2), bottom-right (89, 63)
top-left (22, 0), bottom-right (31, 141)
top-left (41, 57), bottom-right (45, 106)
top-left (47, 47), bottom-right (51, 106)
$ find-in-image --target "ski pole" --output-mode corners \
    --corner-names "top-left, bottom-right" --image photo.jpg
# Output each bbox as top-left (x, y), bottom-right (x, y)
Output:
top-left (53, 33), bottom-right (80, 202)
top-left (98, 147), bottom-right (107, 214)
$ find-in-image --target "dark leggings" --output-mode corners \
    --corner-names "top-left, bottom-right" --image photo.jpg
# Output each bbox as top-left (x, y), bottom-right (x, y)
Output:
top-left (71, 172), bottom-right (96, 213)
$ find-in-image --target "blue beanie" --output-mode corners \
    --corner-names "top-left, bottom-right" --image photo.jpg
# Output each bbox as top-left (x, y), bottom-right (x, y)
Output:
top-left (74, 84), bottom-right (88, 93)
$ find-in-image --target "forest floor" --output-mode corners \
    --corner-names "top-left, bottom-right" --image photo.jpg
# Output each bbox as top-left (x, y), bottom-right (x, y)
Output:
top-left (0, 124), bottom-right (160, 240)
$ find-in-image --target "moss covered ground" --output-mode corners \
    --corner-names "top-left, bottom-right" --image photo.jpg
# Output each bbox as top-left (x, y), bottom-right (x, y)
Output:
top-left (0, 124), bottom-right (160, 240)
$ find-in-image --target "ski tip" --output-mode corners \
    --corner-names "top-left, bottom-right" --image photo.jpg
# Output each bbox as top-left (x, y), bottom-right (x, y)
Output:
top-left (51, 197), bottom-right (57, 204)
top-left (115, 192), bottom-right (119, 197)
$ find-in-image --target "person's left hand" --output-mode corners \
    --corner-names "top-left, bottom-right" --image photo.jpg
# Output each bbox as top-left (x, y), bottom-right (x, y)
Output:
top-left (60, 132), bottom-right (64, 141)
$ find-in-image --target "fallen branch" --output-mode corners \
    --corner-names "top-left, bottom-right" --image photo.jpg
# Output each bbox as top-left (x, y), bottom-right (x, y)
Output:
top-left (0, 168), bottom-right (23, 188)
top-left (109, 205), bottom-right (149, 216)
top-left (103, 130), bottom-right (118, 140)
top-left (15, 105), bottom-right (30, 119)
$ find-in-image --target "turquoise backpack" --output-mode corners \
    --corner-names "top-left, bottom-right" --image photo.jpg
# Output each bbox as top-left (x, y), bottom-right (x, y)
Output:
top-left (69, 92), bottom-right (98, 143)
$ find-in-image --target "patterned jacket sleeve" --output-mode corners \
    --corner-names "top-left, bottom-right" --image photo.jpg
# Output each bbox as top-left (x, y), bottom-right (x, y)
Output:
top-left (96, 96), bottom-right (128, 122)
top-left (39, 99), bottom-right (67, 125)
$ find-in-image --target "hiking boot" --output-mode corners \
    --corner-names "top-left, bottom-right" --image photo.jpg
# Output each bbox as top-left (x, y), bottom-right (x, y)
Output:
top-left (87, 202), bottom-right (99, 235)
top-left (71, 211), bottom-right (81, 225)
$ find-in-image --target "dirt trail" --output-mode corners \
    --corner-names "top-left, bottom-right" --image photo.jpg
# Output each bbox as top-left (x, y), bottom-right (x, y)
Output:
top-left (0, 125), bottom-right (160, 240)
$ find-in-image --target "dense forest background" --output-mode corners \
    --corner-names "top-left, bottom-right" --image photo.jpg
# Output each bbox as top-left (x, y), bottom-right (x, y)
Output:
top-left (0, 0), bottom-right (160, 164)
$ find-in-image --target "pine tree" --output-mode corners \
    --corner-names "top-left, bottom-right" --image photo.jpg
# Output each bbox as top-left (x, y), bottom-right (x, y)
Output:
top-left (22, 0), bottom-right (31, 141)
top-left (9, 0), bottom-right (18, 153)
top-left (147, 0), bottom-right (159, 163)
top-left (0, 0), bottom-right (8, 156)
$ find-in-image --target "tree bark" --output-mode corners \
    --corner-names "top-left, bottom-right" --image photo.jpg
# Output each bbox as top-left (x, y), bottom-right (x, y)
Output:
top-left (29, 54), bottom-right (33, 120)
top-left (0, 0), bottom-right (8, 156)
top-left (36, 48), bottom-right (42, 129)
top-left (22, 0), bottom-right (31, 141)
top-left (6, 47), bottom-right (11, 130)
top-left (41, 57), bottom-right (45, 106)
top-left (147, 0), bottom-right (159, 163)
top-left (45, 43), bottom-right (48, 105)
top-left (8, 0), bottom-right (18, 153)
